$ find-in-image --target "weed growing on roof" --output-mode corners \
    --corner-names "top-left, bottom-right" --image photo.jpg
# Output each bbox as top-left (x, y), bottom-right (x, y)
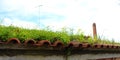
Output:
top-left (95, 36), bottom-right (120, 45)
top-left (0, 25), bottom-right (83, 44)
top-left (0, 25), bottom-right (119, 45)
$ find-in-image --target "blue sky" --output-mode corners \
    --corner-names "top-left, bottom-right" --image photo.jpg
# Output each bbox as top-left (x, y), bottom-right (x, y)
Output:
top-left (1, 0), bottom-right (120, 42)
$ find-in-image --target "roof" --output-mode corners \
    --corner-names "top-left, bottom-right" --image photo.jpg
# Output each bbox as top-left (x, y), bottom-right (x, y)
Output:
top-left (1, 38), bottom-right (120, 49)
top-left (0, 38), bottom-right (119, 56)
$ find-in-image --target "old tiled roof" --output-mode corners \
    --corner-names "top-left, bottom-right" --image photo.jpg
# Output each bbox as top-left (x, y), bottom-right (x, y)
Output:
top-left (0, 38), bottom-right (119, 56)
top-left (1, 38), bottom-right (119, 49)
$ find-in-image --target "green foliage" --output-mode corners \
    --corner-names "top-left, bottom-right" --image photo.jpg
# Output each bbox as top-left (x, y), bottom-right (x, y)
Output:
top-left (95, 36), bottom-right (120, 45)
top-left (0, 25), bottom-right (119, 45)
top-left (0, 25), bottom-right (72, 43)
top-left (69, 29), bottom-right (84, 42)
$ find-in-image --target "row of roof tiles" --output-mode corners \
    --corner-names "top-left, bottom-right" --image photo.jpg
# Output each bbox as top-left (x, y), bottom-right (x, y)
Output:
top-left (1, 38), bottom-right (120, 49)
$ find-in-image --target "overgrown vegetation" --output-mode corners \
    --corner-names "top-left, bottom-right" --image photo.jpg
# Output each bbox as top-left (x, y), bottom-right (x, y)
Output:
top-left (0, 25), bottom-right (84, 44)
top-left (0, 25), bottom-right (119, 45)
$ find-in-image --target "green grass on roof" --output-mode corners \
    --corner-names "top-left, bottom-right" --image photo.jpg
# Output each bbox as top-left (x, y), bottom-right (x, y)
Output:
top-left (0, 25), bottom-right (119, 45)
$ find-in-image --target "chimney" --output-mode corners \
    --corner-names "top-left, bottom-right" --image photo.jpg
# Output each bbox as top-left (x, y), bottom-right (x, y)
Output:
top-left (93, 23), bottom-right (97, 40)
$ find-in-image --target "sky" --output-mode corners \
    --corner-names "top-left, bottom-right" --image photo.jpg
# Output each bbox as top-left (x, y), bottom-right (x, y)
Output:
top-left (0, 0), bottom-right (120, 42)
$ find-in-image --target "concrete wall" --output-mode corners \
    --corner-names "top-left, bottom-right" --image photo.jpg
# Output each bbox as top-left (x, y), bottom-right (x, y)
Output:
top-left (0, 55), bottom-right (65, 60)
top-left (0, 53), bottom-right (120, 60)
top-left (68, 54), bottom-right (120, 60)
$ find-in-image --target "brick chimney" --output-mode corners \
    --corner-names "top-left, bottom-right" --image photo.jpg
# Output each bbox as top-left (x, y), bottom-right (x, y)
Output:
top-left (93, 23), bottom-right (97, 40)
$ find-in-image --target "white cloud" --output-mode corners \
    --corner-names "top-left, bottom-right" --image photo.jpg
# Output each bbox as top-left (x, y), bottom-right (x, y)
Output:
top-left (1, 18), bottom-right (39, 29)
top-left (40, 0), bottom-right (120, 42)
top-left (40, 0), bottom-right (96, 35)
top-left (1, 0), bottom-right (120, 42)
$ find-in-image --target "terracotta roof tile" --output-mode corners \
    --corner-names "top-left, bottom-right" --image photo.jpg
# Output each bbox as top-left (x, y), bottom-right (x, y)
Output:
top-left (68, 41), bottom-right (80, 48)
top-left (0, 38), bottom-right (120, 50)
top-left (35, 40), bottom-right (51, 47)
top-left (24, 39), bottom-right (36, 45)
top-left (51, 40), bottom-right (64, 48)
top-left (6, 38), bottom-right (21, 44)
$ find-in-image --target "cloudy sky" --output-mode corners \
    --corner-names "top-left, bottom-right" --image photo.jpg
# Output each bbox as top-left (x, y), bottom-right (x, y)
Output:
top-left (0, 0), bottom-right (120, 42)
